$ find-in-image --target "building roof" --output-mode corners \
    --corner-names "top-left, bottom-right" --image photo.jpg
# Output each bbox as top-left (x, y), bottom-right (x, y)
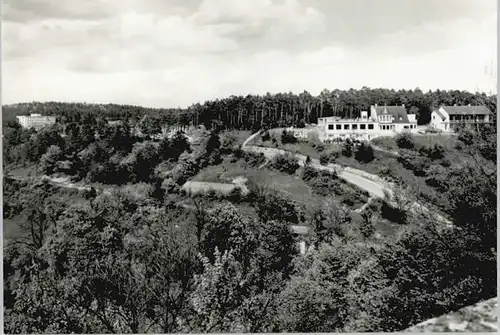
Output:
top-left (441, 105), bottom-right (491, 116)
top-left (434, 109), bottom-right (447, 121)
top-left (290, 225), bottom-right (310, 235)
top-left (372, 106), bottom-right (410, 123)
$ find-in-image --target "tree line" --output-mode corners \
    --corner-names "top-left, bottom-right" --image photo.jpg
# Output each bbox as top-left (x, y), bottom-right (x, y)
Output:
top-left (4, 88), bottom-right (497, 132)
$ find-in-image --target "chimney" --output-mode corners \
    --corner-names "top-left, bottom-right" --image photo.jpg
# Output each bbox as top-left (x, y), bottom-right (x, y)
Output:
top-left (375, 104), bottom-right (377, 107)
top-left (468, 104), bottom-right (471, 106)
top-left (402, 104), bottom-right (405, 107)
top-left (454, 104), bottom-right (457, 106)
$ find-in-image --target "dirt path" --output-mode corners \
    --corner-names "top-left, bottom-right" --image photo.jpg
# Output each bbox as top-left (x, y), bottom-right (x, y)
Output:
top-left (242, 131), bottom-right (451, 225)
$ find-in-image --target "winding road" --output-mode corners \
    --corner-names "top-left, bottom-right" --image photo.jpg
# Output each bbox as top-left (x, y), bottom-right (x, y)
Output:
top-left (242, 130), bottom-right (451, 225)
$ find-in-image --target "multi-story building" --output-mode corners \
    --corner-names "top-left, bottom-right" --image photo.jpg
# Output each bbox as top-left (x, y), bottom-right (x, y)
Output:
top-left (16, 113), bottom-right (56, 130)
top-left (430, 105), bottom-right (492, 132)
top-left (316, 104), bottom-right (418, 142)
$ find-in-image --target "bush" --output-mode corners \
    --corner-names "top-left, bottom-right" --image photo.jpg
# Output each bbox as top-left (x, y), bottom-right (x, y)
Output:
top-left (225, 186), bottom-right (243, 203)
top-left (261, 131), bottom-right (271, 142)
top-left (270, 153), bottom-right (300, 174)
top-left (281, 130), bottom-right (297, 144)
top-left (313, 142), bottom-right (325, 152)
top-left (354, 142), bottom-right (375, 163)
top-left (305, 170), bottom-right (340, 197)
top-left (319, 153), bottom-right (330, 165)
top-left (381, 201), bottom-right (408, 224)
top-left (243, 151), bottom-right (266, 167)
top-left (420, 144), bottom-right (445, 160)
top-left (398, 153), bottom-right (430, 177)
top-left (458, 128), bottom-right (475, 145)
top-left (271, 137), bottom-right (279, 148)
top-left (341, 140), bottom-right (354, 157)
top-left (395, 132), bottom-right (415, 149)
top-left (320, 150), bottom-right (339, 165)
top-left (301, 165), bottom-right (319, 181)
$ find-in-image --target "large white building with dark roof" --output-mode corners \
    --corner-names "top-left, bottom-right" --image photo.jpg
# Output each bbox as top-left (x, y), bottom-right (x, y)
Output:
top-left (430, 105), bottom-right (492, 132)
top-left (316, 104), bottom-right (418, 142)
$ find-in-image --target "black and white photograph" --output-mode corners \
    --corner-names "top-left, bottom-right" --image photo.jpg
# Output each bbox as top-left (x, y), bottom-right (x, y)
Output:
top-left (2, 0), bottom-right (498, 333)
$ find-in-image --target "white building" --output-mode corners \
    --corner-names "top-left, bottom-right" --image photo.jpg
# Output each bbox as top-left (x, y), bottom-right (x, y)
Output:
top-left (430, 105), bottom-right (492, 132)
top-left (316, 105), bottom-right (418, 142)
top-left (16, 114), bottom-right (56, 130)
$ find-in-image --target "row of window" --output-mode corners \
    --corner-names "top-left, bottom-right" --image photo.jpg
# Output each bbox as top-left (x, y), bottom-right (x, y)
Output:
top-left (328, 124), bottom-right (375, 130)
top-left (379, 115), bottom-right (392, 122)
top-left (327, 123), bottom-right (417, 131)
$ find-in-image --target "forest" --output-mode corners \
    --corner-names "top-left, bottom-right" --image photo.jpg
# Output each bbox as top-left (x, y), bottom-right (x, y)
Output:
top-left (4, 87), bottom-right (497, 131)
top-left (2, 87), bottom-right (497, 333)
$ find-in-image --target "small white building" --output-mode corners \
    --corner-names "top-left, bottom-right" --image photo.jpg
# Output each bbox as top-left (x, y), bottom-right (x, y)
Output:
top-left (16, 113), bottom-right (56, 130)
top-left (430, 105), bottom-right (492, 132)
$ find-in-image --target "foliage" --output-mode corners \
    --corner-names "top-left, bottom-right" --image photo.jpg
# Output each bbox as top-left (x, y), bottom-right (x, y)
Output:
top-left (281, 130), bottom-right (297, 144)
top-left (354, 142), bottom-right (375, 163)
top-left (395, 132), bottom-right (415, 149)
top-left (39, 145), bottom-right (64, 175)
top-left (341, 139), bottom-right (354, 157)
top-left (261, 131), bottom-right (271, 142)
top-left (139, 115), bottom-right (162, 136)
top-left (269, 153), bottom-right (300, 174)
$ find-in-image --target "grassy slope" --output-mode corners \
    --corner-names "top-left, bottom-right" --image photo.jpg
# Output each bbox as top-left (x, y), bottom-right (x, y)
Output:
top-left (191, 158), bottom-right (321, 209)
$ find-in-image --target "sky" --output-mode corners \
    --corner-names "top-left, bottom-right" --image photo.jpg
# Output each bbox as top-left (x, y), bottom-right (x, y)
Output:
top-left (2, 0), bottom-right (498, 108)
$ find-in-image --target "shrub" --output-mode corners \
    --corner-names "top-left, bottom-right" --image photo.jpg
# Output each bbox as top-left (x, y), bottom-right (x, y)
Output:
top-left (420, 144), bottom-right (445, 160)
top-left (301, 165), bottom-right (319, 181)
top-left (458, 128), bottom-right (475, 145)
top-left (354, 142), bottom-right (375, 163)
top-left (341, 192), bottom-right (358, 207)
top-left (281, 130), bottom-right (297, 144)
top-left (227, 186), bottom-right (242, 203)
top-left (243, 151), bottom-right (266, 167)
top-left (454, 141), bottom-right (464, 151)
top-left (395, 132), bottom-right (415, 149)
top-left (439, 157), bottom-right (451, 167)
top-left (398, 153), bottom-right (430, 177)
top-left (319, 153), bottom-right (330, 165)
top-left (341, 140), bottom-right (354, 157)
top-left (271, 137), bottom-right (279, 147)
top-left (381, 201), bottom-right (407, 224)
top-left (270, 153), bottom-right (300, 174)
top-left (313, 142), bottom-right (325, 152)
top-left (261, 131), bottom-right (271, 142)
top-left (306, 171), bottom-right (340, 197)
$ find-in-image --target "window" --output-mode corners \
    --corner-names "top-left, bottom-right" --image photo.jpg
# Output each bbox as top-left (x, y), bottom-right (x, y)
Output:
top-left (328, 124), bottom-right (334, 130)
top-left (404, 125), bottom-right (408, 129)
top-left (368, 124), bottom-right (374, 130)
top-left (336, 124), bottom-right (342, 130)
top-left (360, 124), bottom-right (366, 130)
top-left (352, 124), bottom-right (358, 130)
top-left (344, 124), bottom-right (350, 130)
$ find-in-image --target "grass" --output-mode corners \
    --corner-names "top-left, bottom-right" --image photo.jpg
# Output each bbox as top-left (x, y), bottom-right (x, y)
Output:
top-left (3, 217), bottom-right (28, 242)
top-left (191, 158), bottom-right (322, 209)
top-left (5, 164), bottom-right (37, 179)
top-left (222, 130), bottom-right (253, 146)
top-left (372, 134), bottom-right (459, 152)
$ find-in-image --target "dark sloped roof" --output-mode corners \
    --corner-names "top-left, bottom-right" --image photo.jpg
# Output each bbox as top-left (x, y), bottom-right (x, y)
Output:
top-left (372, 106), bottom-right (409, 123)
top-left (441, 106), bottom-right (491, 116)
